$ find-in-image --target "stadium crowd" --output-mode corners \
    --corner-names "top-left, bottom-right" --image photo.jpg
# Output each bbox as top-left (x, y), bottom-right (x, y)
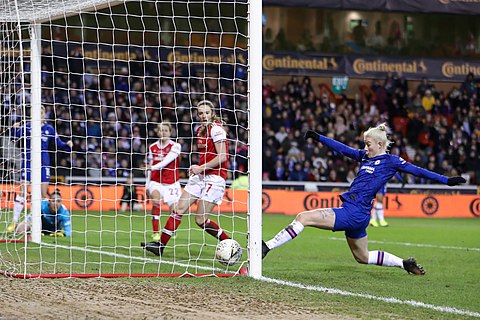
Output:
top-left (262, 74), bottom-right (480, 185)
top-left (1, 44), bottom-right (249, 183)
top-left (1, 44), bottom-right (478, 186)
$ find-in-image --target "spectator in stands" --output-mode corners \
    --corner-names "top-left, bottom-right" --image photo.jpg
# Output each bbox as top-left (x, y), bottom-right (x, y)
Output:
top-left (422, 90), bottom-right (435, 113)
top-left (352, 20), bottom-right (367, 48)
top-left (416, 77), bottom-right (433, 96)
top-left (269, 159), bottom-right (286, 181)
top-left (460, 72), bottom-right (477, 98)
top-left (273, 28), bottom-right (290, 50)
top-left (388, 20), bottom-right (403, 51)
top-left (367, 21), bottom-right (386, 50)
top-left (263, 28), bottom-right (274, 51)
top-left (395, 72), bottom-right (409, 95)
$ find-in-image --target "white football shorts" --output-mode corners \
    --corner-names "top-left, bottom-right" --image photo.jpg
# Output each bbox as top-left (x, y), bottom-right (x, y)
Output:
top-left (184, 174), bottom-right (226, 205)
top-left (147, 181), bottom-right (181, 206)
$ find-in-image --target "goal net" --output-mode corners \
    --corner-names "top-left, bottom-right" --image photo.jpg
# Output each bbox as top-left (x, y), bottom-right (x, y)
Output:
top-left (0, 0), bottom-right (262, 278)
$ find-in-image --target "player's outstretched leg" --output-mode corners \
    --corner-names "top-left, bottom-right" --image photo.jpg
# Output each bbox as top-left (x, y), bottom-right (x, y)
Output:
top-left (262, 220), bottom-right (304, 259)
top-left (262, 241), bottom-right (270, 259)
top-left (368, 250), bottom-right (425, 275)
top-left (403, 257), bottom-right (426, 275)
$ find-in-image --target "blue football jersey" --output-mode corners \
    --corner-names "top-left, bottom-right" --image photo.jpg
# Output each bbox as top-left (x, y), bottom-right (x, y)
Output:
top-left (13, 122), bottom-right (70, 167)
top-left (319, 135), bottom-right (448, 209)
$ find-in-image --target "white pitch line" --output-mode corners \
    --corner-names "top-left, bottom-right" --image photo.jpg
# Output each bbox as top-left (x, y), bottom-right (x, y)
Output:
top-left (22, 243), bottom-right (480, 317)
top-left (261, 276), bottom-right (480, 318)
top-left (326, 237), bottom-right (480, 251)
top-left (40, 242), bottom-right (228, 273)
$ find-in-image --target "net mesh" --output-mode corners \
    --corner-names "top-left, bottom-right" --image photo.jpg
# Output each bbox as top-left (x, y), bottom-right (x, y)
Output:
top-left (0, 0), bottom-right (249, 277)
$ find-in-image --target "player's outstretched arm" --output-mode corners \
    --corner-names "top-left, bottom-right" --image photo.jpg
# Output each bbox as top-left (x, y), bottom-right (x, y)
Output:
top-left (304, 130), bottom-right (321, 142)
top-left (304, 130), bottom-right (363, 162)
top-left (396, 157), bottom-right (466, 186)
top-left (54, 134), bottom-right (72, 151)
top-left (447, 176), bottom-right (466, 186)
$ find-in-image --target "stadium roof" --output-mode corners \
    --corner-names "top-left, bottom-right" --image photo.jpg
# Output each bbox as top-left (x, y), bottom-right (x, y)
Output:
top-left (263, 0), bottom-right (480, 15)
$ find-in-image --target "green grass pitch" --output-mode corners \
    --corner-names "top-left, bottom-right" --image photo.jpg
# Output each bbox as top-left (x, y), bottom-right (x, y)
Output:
top-left (1, 211), bottom-right (479, 319)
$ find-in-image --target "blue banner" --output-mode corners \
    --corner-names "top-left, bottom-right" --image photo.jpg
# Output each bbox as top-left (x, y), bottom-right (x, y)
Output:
top-left (262, 51), bottom-right (480, 81)
top-left (49, 42), bottom-right (479, 81)
top-left (263, 0), bottom-right (480, 15)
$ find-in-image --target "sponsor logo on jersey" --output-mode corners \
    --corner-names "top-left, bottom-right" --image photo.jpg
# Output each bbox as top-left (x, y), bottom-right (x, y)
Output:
top-left (374, 160), bottom-right (381, 165)
top-left (213, 131), bottom-right (223, 137)
top-left (361, 165), bottom-right (375, 174)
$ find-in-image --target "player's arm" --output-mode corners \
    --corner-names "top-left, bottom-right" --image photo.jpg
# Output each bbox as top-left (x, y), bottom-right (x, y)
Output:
top-left (150, 143), bottom-right (181, 170)
top-left (305, 130), bottom-right (364, 162)
top-left (393, 156), bottom-right (465, 186)
top-left (10, 121), bottom-right (23, 138)
top-left (393, 172), bottom-right (403, 182)
top-left (393, 172), bottom-right (407, 188)
top-left (202, 139), bottom-right (227, 169)
top-left (51, 127), bottom-right (73, 151)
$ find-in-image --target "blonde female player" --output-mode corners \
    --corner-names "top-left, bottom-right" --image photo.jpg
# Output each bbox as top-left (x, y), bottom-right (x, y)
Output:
top-left (143, 122), bottom-right (181, 242)
top-left (143, 100), bottom-right (230, 256)
top-left (262, 123), bottom-right (466, 275)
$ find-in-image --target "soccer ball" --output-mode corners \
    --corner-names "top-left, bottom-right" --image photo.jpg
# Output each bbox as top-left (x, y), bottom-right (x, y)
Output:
top-left (215, 239), bottom-right (242, 266)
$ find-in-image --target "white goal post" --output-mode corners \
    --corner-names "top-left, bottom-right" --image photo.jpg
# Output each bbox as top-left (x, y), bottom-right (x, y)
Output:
top-left (0, 0), bottom-right (262, 278)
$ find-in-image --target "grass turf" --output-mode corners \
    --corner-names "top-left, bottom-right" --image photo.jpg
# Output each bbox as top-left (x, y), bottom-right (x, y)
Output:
top-left (1, 211), bottom-right (479, 319)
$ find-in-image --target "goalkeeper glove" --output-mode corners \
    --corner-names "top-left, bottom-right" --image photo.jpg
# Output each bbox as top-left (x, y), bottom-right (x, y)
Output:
top-left (49, 231), bottom-right (65, 237)
top-left (447, 176), bottom-right (466, 186)
top-left (304, 130), bottom-right (321, 142)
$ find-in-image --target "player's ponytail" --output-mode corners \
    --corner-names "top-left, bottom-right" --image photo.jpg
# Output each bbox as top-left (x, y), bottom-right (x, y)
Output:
top-left (364, 123), bottom-right (392, 150)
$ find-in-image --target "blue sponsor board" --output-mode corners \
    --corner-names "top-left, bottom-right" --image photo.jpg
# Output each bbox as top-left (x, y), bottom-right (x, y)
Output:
top-left (45, 42), bottom-right (480, 81)
top-left (263, 51), bottom-right (480, 81)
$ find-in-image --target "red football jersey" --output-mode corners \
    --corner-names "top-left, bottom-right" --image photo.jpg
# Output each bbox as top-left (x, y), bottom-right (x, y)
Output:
top-left (196, 122), bottom-right (228, 179)
top-left (148, 140), bottom-right (181, 184)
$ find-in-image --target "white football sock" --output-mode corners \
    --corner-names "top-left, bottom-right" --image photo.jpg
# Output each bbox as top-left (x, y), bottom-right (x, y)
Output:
top-left (266, 220), bottom-right (304, 250)
top-left (375, 202), bottom-right (385, 221)
top-left (370, 207), bottom-right (378, 221)
top-left (368, 250), bottom-right (404, 268)
top-left (13, 195), bottom-right (25, 223)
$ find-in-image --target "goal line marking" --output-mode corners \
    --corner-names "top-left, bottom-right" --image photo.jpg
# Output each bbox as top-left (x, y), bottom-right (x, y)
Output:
top-left (40, 242), bottom-right (228, 273)
top-left (260, 276), bottom-right (480, 318)
top-left (325, 237), bottom-right (480, 251)
top-left (13, 243), bottom-right (480, 316)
